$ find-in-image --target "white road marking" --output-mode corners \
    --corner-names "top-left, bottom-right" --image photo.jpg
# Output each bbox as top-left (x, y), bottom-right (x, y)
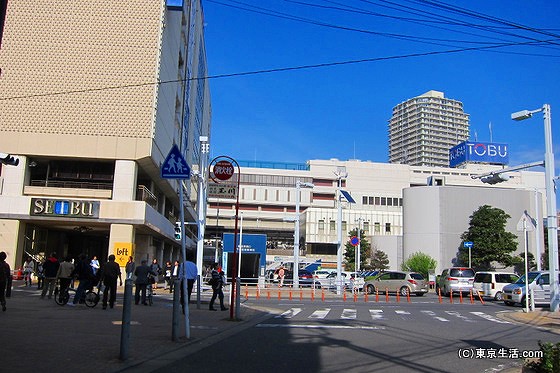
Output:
top-left (309, 308), bottom-right (331, 319)
top-left (445, 310), bottom-right (475, 322)
top-left (256, 324), bottom-right (385, 330)
top-left (275, 308), bottom-right (302, 319)
top-left (470, 311), bottom-right (511, 324)
top-left (341, 309), bottom-right (357, 319)
top-left (369, 309), bottom-right (385, 320)
top-left (395, 310), bottom-right (411, 315)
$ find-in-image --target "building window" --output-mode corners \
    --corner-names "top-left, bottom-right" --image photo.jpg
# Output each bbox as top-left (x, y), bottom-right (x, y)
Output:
top-left (374, 222), bottom-right (380, 234)
top-left (381, 197), bottom-right (386, 206)
top-left (375, 197), bottom-right (380, 205)
top-left (342, 221), bottom-right (347, 232)
top-left (385, 223), bottom-right (391, 233)
top-left (369, 196), bottom-right (374, 205)
top-left (329, 220), bottom-right (336, 232)
top-left (318, 220), bottom-right (325, 232)
top-left (362, 196), bottom-right (368, 205)
top-left (363, 221), bottom-right (369, 233)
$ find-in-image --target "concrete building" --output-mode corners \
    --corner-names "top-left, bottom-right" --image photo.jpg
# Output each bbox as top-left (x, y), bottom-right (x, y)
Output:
top-left (0, 1), bottom-right (211, 269)
top-left (205, 159), bottom-right (546, 274)
top-left (388, 90), bottom-right (470, 167)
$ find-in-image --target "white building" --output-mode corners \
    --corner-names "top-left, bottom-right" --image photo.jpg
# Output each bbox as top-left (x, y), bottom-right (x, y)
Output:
top-left (205, 158), bottom-right (546, 273)
top-left (389, 90), bottom-right (470, 167)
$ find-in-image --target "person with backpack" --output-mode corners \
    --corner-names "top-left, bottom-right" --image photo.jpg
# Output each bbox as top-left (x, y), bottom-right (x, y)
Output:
top-left (0, 251), bottom-right (12, 312)
top-left (208, 263), bottom-right (227, 311)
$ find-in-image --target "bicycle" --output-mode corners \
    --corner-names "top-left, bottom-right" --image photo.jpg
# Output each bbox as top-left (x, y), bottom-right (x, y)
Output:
top-left (54, 280), bottom-right (101, 308)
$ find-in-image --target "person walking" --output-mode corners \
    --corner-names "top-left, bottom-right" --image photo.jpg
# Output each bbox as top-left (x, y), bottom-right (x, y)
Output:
top-left (278, 266), bottom-right (285, 287)
top-left (23, 256), bottom-right (34, 287)
top-left (149, 258), bottom-right (162, 291)
top-left (0, 251), bottom-right (12, 312)
top-left (100, 255), bottom-right (122, 310)
top-left (36, 260), bottom-right (44, 290)
top-left (170, 260), bottom-right (180, 294)
top-left (208, 263), bottom-right (227, 311)
top-left (179, 252), bottom-right (198, 313)
top-left (90, 255), bottom-right (100, 276)
top-left (134, 260), bottom-right (155, 305)
top-left (68, 254), bottom-right (95, 307)
top-left (125, 256), bottom-right (135, 280)
top-left (56, 256), bottom-right (74, 297)
top-left (40, 252), bottom-right (60, 299)
top-left (163, 261), bottom-right (172, 291)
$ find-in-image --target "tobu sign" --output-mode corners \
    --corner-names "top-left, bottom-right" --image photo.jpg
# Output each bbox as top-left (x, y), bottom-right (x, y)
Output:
top-left (449, 141), bottom-right (509, 167)
top-left (213, 160), bottom-right (234, 181)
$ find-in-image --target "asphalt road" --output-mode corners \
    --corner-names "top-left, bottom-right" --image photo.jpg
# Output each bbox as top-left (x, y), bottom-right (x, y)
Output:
top-left (153, 293), bottom-right (557, 373)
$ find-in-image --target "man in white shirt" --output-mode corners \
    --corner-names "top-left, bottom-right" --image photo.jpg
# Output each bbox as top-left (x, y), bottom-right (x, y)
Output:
top-left (179, 251), bottom-right (198, 313)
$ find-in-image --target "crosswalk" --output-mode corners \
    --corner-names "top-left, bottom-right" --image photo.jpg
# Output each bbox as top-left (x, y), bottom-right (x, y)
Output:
top-left (273, 307), bottom-right (510, 325)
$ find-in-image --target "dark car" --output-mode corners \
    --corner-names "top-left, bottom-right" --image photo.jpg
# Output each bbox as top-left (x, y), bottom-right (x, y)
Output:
top-left (284, 269), bottom-right (321, 288)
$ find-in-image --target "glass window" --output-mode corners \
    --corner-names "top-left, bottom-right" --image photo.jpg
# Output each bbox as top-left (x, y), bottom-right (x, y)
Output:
top-left (369, 197), bottom-right (374, 205)
top-left (374, 222), bottom-right (380, 234)
top-left (363, 222), bottom-right (369, 233)
top-left (362, 196), bottom-right (368, 205)
top-left (318, 220), bottom-right (325, 232)
top-left (385, 223), bottom-right (391, 233)
top-left (329, 220), bottom-right (336, 231)
top-left (342, 221), bottom-right (347, 232)
top-left (381, 197), bottom-right (386, 206)
top-left (375, 197), bottom-right (380, 205)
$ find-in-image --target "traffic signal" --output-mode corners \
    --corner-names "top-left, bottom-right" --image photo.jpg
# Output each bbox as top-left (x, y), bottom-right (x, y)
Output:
top-left (0, 153), bottom-right (19, 166)
top-left (174, 221), bottom-right (182, 241)
top-left (480, 173), bottom-right (510, 184)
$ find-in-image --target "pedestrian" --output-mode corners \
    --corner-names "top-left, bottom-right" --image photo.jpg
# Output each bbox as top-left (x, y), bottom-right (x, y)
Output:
top-left (36, 260), bottom-right (44, 290)
top-left (150, 258), bottom-right (162, 291)
top-left (278, 266), bottom-right (285, 287)
top-left (170, 260), bottom-right (180, 294)
top-left (0, 251), bottom-right (12, 312)
top-left (163, 261), bottom-right (172, 290)
top-left (56, 256), bottom-right (74, 298)
top-left (68, 254), bottom-right (95, 306)
top-left (125, 256), bottom-right (135, 280)
top-left (40, 252), bottom-right (60, 299)
top-left (179, 251), bottom-right (198, 313)
top-left (90, 255), bottom-right (100, 276)
top-left (134, 260), bottom-right (155, 305)
top-left (208, 263), bottom-right (227, 311)
top-left (100, 254), bottom-right (122, 310)
top-left (23, 256), bottom-right (34, 287)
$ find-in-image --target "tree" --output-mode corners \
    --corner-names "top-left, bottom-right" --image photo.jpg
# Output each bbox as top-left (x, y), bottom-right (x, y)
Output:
top-left (401, 252), bottom-right (437, 279)
top-left (459, 205), bottom-right (518, 270)
top-left (513, 252), bottom-right (536, 274)
top-left (370, 249), bottom-right (390, 271)
top-left (343, 228), bottom-right (372, 271)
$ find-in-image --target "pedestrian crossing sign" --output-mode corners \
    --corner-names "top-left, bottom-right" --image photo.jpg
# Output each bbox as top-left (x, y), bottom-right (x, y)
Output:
top-left (161, 145), bottom-right (191, 179)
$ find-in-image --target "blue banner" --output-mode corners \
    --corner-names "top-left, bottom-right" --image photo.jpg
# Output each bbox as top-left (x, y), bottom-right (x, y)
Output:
top-left (449, 141), bottom-right (509, 167)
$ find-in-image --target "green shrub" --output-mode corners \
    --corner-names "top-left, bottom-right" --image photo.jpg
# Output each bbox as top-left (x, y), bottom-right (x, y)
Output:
top-left (526, 341), bottom-right (560, 373)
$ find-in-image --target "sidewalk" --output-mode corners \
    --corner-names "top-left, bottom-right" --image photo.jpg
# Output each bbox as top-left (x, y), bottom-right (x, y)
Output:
top-left (0, 281), bottom-right (269, 373)
top-left (499, 308), bottom-right (560, 334)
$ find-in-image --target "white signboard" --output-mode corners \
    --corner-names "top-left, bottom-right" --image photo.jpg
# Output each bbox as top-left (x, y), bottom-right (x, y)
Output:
top-left (208, 183), bottom-right (238, 199)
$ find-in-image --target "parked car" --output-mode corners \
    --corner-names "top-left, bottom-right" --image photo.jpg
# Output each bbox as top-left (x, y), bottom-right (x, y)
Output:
top-left (436, 267), bottom-right (475, 296)
top-left (473, 271), bottom-right (519, 301)
top-left (363, 271), bottom-right (428, 296)
top-left (318, 271), bottom-right (364, 291)
top-left (502, 271), bottom-right (552, 306)
top-left (313, 269), bottom-right (335, 279)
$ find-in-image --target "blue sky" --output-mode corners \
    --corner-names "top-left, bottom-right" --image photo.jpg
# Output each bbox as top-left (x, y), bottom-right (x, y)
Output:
top-left (202, 0), bottom-right (560, 175)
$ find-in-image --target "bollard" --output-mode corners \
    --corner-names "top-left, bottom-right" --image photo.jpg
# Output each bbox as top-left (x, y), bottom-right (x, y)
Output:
top-left (450, 290), bottom-right (453, 304)
top-left (364, 292), bottom-right (368, 303)
top-left (375, 288), bottom-right (379, 303)
top-left (438, 288), bottom-right (442, 303)
top-left (289, 289), bottom-right (293, 301)
top-left (278, 290), bottom-right (281, 300)
top-left (469, 290), bottom-right (474, 304)
top-left (245, 284), bottom-right (248, 300)
top-left (300, 289), bottom-right (303, 301)
top-left (476, 290), bottom-right (485, 305)
top-left (119, 279), bottom-right (133, 361)
top-left (406, 288), bottom-right (411, 303)
top-left (396, 290), bottom-right (400, 303)
top-left (459, 291), bottom-right (463, 304)
top-left (267, 290), bottom-right (270, 299)
top-left (385, 288), bottom-right (389, 302)
top-left (311, 290), bottom-right (315, 301)
top-left (321, 289), bottom-right (325, 302)
top-left (256, 287), bottom-right (260, 300)
top-left (343, 289), bottom-right (347, 302)
top-left (353, 292), bottom-right (357, 302)
top-left (172, 279), bottom-right (181, 342)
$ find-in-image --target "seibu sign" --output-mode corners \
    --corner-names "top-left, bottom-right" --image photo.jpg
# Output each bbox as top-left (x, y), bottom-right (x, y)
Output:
top-left (212, 160), bottom-right (234, 181)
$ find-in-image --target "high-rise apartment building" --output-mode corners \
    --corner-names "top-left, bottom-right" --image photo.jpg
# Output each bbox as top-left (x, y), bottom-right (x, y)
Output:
top-left (388, 90), bottom-right (470, 167)
top-left (0, 0), bottom-right (211, 270)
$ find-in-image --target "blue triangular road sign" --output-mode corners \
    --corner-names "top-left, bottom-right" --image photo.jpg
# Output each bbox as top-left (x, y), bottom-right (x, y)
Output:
top-left (161, 145), bottom-right (191, 179)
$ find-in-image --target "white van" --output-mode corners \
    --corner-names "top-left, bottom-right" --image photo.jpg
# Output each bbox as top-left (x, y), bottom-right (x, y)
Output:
top-left (502, 271), bottom-right (552, 306)
top-left (473, 271), bottom-right (519, 300)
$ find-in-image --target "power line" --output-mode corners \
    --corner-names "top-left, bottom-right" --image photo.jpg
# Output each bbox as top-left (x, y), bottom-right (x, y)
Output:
top-left (1, 38), bottom-right (557, 102)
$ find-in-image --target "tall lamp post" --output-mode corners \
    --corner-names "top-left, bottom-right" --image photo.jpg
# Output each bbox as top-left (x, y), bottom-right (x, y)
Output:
top-left (334, 166), bottom-right (348, 295)
top-left (512, 104), bottom-right (559, 312)
top-left (294, 180), bottom-right (314, 289)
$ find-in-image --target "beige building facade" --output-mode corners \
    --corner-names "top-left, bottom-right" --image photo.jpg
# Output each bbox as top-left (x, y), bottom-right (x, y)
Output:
top-left (0, 0), bottom-right (211, 269)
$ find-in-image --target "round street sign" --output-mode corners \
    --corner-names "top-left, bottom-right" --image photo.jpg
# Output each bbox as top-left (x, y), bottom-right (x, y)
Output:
top-left (213, 160), bottom-right (234, 181)
top-left (350, 236), bottom-right (360, 246)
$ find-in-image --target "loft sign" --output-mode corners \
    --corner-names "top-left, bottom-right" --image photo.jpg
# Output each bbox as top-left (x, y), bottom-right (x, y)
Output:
top-left (449, 141), bottom-right (509, 168)
top-left (31, 198), bottom-right (99, 218)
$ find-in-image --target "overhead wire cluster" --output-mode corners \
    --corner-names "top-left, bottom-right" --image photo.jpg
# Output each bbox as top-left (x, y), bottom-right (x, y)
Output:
top-left (2, 0), bottom-right (559, 101)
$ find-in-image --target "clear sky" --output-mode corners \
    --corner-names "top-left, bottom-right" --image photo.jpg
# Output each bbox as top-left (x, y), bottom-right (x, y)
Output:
top-left (202, 0), bottom-right (560, 175)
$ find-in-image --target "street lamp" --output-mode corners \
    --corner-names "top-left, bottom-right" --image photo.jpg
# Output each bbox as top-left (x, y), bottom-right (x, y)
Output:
top-left (334, 166), bottom-right (348, 295)
top-left (512, 104), bottom-right (559, 312)
top-left (294, 180), bottom-right (314, 288)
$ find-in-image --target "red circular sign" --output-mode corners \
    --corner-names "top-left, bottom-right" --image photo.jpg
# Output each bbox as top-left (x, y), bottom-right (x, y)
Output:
top-left (213, 160), bottom-right (234, 181)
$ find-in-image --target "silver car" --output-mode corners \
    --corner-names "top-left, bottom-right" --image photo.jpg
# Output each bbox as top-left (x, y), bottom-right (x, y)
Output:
top-left (364, 271), bottom-right (429, 296)
top-left (437, 267), bottom-right (475, 296)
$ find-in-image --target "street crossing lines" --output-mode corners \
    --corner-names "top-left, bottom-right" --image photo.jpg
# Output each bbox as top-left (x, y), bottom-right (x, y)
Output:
top-left (273, 307), bottom-right (508, 325)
